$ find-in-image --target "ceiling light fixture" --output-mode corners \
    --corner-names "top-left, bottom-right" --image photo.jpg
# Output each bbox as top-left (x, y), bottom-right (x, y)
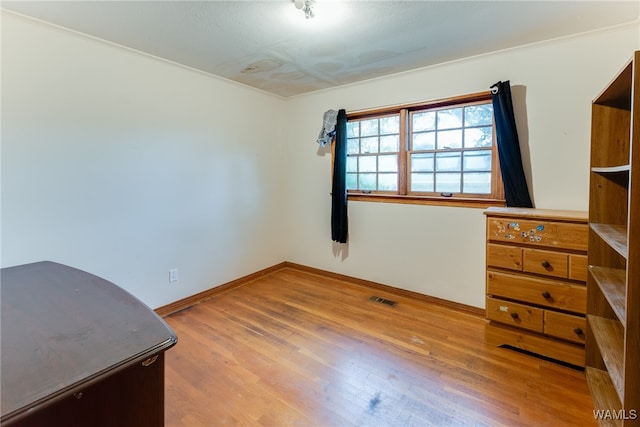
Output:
top-left (293, 0), bottom-right (315, 19)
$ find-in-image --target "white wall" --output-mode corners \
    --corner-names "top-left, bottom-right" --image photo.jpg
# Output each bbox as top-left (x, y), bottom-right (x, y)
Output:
top-left (1, 12), bottom-right (287, 308)
top-left (284, 23), bottom-right (640, 308)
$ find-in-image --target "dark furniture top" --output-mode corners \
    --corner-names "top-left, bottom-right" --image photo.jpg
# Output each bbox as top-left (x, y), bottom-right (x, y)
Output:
top-left (1, 261), bottom-right (177, 425)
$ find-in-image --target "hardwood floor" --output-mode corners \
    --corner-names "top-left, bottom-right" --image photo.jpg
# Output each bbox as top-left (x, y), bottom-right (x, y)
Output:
top-left (164, 267), bottom-right (596, 426)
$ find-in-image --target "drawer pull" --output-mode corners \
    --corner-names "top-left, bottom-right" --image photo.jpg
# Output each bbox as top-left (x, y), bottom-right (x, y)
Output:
top-left (510, 312), bottom-right (519, 319)
top-left (541, 291), bottom-right (551, 299)
top-left (541, 260), bottom-right (551, 268)
top-left (142, 355), bottom-right (158, 367)
top-left (573, 327), bottom-right (584, 336)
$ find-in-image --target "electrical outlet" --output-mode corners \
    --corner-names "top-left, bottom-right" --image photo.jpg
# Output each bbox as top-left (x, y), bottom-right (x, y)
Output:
top-left (169, 268), bottom-right (178, 283)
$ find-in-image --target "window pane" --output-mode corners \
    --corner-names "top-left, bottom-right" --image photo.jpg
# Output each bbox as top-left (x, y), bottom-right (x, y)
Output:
top-left (346, 156), bottom-right (358, 173)
top-left (413, 111), bottom-right (435, 132)
top-left (463, 172), bottom-right (491, 194)
top-left (437, 108), bottom-right (462, 130)
top-left (437, 129), bottom-right (462, 149)
top-left (435, 173), bottom-right (461, 193)
top-left (464, 126), bottom-right (493, 148)
top-left (361, 137), bottom-right (378, 153)
top-left (435, 152), bottom-right (461, 172)
top-left (360, 119), bottom-right (379, 137)
top-left (380, 116), bottom-right (399, 134)
top-left (347, 138), bottom-right (360, 154)
top-left (359, 156), bottom-right (376, 172)
top-left (380, 135), bottom-right (399, 152)
top-left (464, 104), bottom-right (493, 126)
top-left (359, 173), bottom-right (377, 190)
top-left (379, 155), bottom-right (398, 172)
top-left (411, 153), bottom-right (434, 172)
top-left (411, 173), bottom-right (434, 192)
top-left (379, 173), bottom-right (398, 191)
top-left (347, 122), bottom-right (360, 138)
top-left (346, 173), bottom-right (358, 189)
top-left (463, 150), bottom-right (492, 171)
top-left (412, 132), bottom-right (435, 150)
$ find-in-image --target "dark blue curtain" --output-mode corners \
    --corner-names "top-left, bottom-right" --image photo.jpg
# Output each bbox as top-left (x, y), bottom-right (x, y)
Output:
top-left (331, 109), bottom-right (348, 243)
top-left (491, 81), bottom-right (533, 208)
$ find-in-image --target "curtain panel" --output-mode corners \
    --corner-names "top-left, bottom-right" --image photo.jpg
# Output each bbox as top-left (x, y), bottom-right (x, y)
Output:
top-left (491, 81), bottom-right (533, 208)
top-left (331, 109), bottom-right (348, 243)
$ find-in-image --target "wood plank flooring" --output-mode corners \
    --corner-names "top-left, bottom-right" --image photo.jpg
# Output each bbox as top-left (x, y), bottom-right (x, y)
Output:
top-left (164, 267), bottom-right (596, 426)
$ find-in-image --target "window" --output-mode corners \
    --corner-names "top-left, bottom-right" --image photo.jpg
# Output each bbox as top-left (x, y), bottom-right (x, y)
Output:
top-left (344, 92), bottom-right (504, 207)
top-left (346, 115), bottom-right (400, 192)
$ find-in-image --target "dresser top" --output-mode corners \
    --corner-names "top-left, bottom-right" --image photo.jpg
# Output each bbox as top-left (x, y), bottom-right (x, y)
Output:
top-left (483, 207), bottom-right (588, 222)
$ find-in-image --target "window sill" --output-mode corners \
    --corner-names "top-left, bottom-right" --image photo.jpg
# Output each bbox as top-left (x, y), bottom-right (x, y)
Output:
top-left (347, 193), bottom-right (506, 209)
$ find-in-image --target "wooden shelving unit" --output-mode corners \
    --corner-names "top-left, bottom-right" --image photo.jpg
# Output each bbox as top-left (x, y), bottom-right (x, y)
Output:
top-left (586, 51), bottom-right (640, 426)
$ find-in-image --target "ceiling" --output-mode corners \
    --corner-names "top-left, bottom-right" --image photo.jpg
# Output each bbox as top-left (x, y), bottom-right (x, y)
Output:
top-left (3, 1), bottom-right (639, 97)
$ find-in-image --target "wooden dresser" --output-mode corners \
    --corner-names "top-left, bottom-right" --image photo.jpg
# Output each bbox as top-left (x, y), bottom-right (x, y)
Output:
top-left (1, 261), bottom-right (177, 427)
top-left (483, 207), bottom-right (589, 367)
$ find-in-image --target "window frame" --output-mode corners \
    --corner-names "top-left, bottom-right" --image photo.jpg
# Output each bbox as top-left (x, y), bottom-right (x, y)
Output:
top-left (340, 91), bottom-right (505, 208)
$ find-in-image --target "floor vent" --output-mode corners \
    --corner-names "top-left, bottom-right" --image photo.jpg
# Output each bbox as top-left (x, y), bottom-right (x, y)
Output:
top-left (369, 295), bottom-right (397, 307)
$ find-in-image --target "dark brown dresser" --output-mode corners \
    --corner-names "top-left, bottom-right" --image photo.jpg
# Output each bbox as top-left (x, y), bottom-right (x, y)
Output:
top-left (1, 261), bottom-right (177, 427)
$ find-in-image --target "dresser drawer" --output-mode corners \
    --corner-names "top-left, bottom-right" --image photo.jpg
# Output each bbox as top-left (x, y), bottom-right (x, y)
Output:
top-left (486, 218), bottom-right (588, 251)
top-left (523, 248), bottom-right (568, 278)
top-left (487, 271), bottom-right (586, 314)
top-left (486, 297), bottom-right (543, 332)
top-left (487, 243), bottom-right (522, 271)
top-left (568, 254), bottom-right (588, 282)
top-left (544, 311), bottom-right (586, 344)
